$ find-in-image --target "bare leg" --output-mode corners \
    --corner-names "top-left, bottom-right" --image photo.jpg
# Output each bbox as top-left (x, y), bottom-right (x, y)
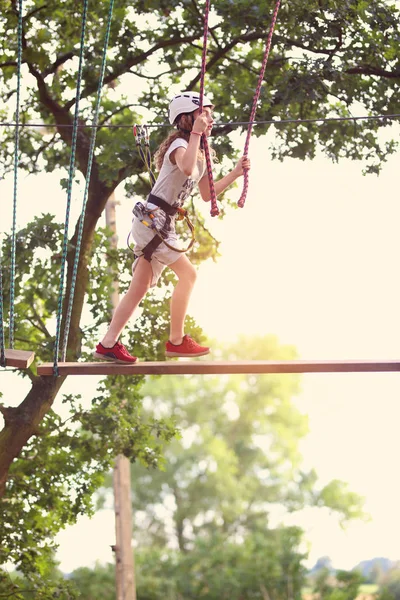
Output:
top-left (101, 257), bottom-right (152, 346)
top-left (168, 254), bottom-right (197, 344)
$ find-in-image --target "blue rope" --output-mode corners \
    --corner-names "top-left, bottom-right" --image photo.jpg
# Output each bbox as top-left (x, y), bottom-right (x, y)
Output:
top-left (60, 0), bottom-right (115, 363)
top-left (0, 244), bottom-right (5, 368)
top-left (52, 0), bottom-right (89, 375)
top-left (9, 0), bottom-right (23, 350)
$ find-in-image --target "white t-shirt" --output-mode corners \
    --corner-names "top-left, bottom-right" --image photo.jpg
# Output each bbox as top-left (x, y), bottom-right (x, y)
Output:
top-left (147, 138), bottom-right (206, 210)
top-left (131, 138), bottom-right (208, 285)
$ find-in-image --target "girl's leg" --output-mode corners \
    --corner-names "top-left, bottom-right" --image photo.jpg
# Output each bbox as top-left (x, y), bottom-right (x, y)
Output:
top-left (101, 257), bottom-right (152, 347)
top-left (168, 254), bottom-right (197, 345)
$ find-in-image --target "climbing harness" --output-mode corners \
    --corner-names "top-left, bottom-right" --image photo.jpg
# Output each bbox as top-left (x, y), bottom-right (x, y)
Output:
top-left (238, 0), bottom-right (281, 208)
top-left (130, 194), bottom-right (195, 262)
top-left (131, 125), bottom-right (195, 261)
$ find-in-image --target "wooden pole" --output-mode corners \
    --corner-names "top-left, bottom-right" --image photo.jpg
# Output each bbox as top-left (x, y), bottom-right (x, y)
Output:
top-left (106, 193), bottom-right (136, 600)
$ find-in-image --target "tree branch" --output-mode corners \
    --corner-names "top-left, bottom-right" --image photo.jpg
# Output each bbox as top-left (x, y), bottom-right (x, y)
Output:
top-left (0, 60), bottom-right (26, 69)
top-left (24, 4), bottom-right (48, 22)
top-left (98, 103), bottom-right (141, 127)
top-left (190, 0), bottom-right (221, 49)
top-left (42, 51), bottom-right (75, 77)
top-left (276, 33), bottom-right (343, 57)
top-left (64, 34), bottom-right (201, 111)
top-left (345, 64), bottom-right (400, 79)
top-left (185, 29), bottom-right (286, 90)
top-left (128, 65), bottom-right (186, 81)
top-left (30, 132), bottom-right (57, 170)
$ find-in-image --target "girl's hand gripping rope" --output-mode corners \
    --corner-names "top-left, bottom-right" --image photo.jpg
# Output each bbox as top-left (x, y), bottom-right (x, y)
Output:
top-left (233, 156), bottom-right (251, 177)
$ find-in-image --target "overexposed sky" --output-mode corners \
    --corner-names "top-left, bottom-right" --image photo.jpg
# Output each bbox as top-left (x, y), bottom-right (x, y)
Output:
top-left (1, 130), bottom-right (400, 573)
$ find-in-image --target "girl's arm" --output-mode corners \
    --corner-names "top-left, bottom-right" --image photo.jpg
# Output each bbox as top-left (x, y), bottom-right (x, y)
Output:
top-left (198, 156), bottom-right (251, 202)
top-left (170, 135), bottom-right (202, 177)
top-left (170, 111), bottom-right (211, 176)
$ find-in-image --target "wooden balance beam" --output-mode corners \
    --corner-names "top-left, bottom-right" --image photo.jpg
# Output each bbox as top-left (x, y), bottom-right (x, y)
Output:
top-left (3, 349), bottom-right (35, 369)
top-left (36, 359), bottom-right (400, 376)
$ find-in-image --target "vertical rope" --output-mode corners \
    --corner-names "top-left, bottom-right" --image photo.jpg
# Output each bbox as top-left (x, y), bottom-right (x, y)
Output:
top-left (53, 0), bottom-right (89, 374)
top-left (0, 243), bottom-right (5, 367)
top-left (237, 0), bottom-right (281, 208)
top-left (9, 0), bottom-right (24, 349)
top-left (199, 0), bottom-right (219, 217)
top-left (60, 0), bottom-right (115, 363)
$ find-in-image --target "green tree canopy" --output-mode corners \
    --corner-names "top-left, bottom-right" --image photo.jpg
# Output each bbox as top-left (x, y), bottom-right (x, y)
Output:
top-left (0, 0), bottom-right (395, 591)
top-left (100, 336), bottom-right (365, 554)
top-left (2, 0), bottom-right (399, 496)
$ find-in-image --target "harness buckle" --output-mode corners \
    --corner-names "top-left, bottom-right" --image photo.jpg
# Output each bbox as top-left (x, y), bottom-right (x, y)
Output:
top-left (176, 207), bottom-right (187, 221)
top-left (132, 201), bottom-right (156, 228)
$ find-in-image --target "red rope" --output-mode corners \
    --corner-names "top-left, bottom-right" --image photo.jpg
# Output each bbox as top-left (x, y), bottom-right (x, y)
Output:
top-left (199, 0), bottom-right (219, 217)
top-left (237, 0), bottom-right (281, 208)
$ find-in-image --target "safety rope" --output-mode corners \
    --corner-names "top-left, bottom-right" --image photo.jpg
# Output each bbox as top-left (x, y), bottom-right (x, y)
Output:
top-left (199, 0), bottom-right (219, 217)
top-left (1, 0), bottom-right (24, 368)
top-left (0, 245), bottom-right (5, 368)
top-left (9, 0), bottom-right (24, 349)
top-left (238, 0), bottom-right (281, 208)
top-left (133, 125), bottom-right (156, 187)
top-left (57, 0), bottom-right (115, 370)
top-left (53, 0), bottom-right (90, 374)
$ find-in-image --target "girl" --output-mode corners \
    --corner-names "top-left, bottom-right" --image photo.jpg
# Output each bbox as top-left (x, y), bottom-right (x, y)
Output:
top-left (94, 91), bottom-right (250, 363)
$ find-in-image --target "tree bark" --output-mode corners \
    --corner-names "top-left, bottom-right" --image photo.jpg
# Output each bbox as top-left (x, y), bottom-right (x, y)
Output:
top-left (0, 376), bottom-right (65, 495)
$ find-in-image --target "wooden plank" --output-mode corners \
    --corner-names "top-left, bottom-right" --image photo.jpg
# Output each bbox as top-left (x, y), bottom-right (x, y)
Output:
top-left (3, 349), bottom-right (35, 369)
top-left (37, 359), bottom-right (400, 376)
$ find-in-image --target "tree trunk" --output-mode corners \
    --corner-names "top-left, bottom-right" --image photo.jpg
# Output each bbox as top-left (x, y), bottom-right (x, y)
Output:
top-left (0, 180), bottom-right (114, 496)
top-left (0, 375), bottom-right (65, 495)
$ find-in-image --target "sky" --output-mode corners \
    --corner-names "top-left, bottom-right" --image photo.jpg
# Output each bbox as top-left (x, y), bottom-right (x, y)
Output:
top-left (1, 125), bottom-right (400, 575)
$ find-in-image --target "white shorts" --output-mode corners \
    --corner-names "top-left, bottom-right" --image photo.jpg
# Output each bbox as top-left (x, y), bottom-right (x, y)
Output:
top-left (131, 216), bottom-right (182, 287)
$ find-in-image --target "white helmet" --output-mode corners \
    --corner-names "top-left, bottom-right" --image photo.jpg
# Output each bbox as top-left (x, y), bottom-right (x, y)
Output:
top-left (168, 91), bottom-right (214, 125)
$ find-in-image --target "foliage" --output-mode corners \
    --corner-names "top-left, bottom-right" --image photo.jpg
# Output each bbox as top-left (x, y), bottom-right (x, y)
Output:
top-left (0, 567), bottom-right (79, 600)
top-left (0, 220), bottom-right (178, 580)
top-left (312, 568), bottom-right (365, 600)
top-left (1, 0), bottom-right (399, 179)
top-left (0, 0), bottom-right (392, 592)
top-left (379, 566), bottom-right (400, 600)
top-left (97, 335), bottom-right (366, 554)
top-left (63, 528), bottom-right (307, 600)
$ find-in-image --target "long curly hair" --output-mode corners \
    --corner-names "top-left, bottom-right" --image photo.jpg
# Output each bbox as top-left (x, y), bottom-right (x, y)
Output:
top-left (154, 113), bottom-right (214, 171)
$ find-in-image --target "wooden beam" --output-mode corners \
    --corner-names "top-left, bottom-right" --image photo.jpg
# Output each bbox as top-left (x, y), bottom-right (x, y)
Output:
top-left (37, 359), bottom-right (400, 376)
top-left (3, 349), bottom-right (35, 369)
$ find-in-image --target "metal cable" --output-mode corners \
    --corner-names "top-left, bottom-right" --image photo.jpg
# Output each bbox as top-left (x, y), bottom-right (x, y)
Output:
top-left (1, 113), bottom-right (399, 130)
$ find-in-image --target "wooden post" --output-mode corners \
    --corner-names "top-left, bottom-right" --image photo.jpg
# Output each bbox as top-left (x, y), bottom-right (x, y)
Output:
top-left (106, 193), bottom-right (136, 600)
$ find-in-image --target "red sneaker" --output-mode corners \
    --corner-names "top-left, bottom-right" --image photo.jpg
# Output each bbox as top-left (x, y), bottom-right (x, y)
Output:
top-left (165, 335), bottom-right (210, 358)
top-left (93, 341), bottom-right (138, 364)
